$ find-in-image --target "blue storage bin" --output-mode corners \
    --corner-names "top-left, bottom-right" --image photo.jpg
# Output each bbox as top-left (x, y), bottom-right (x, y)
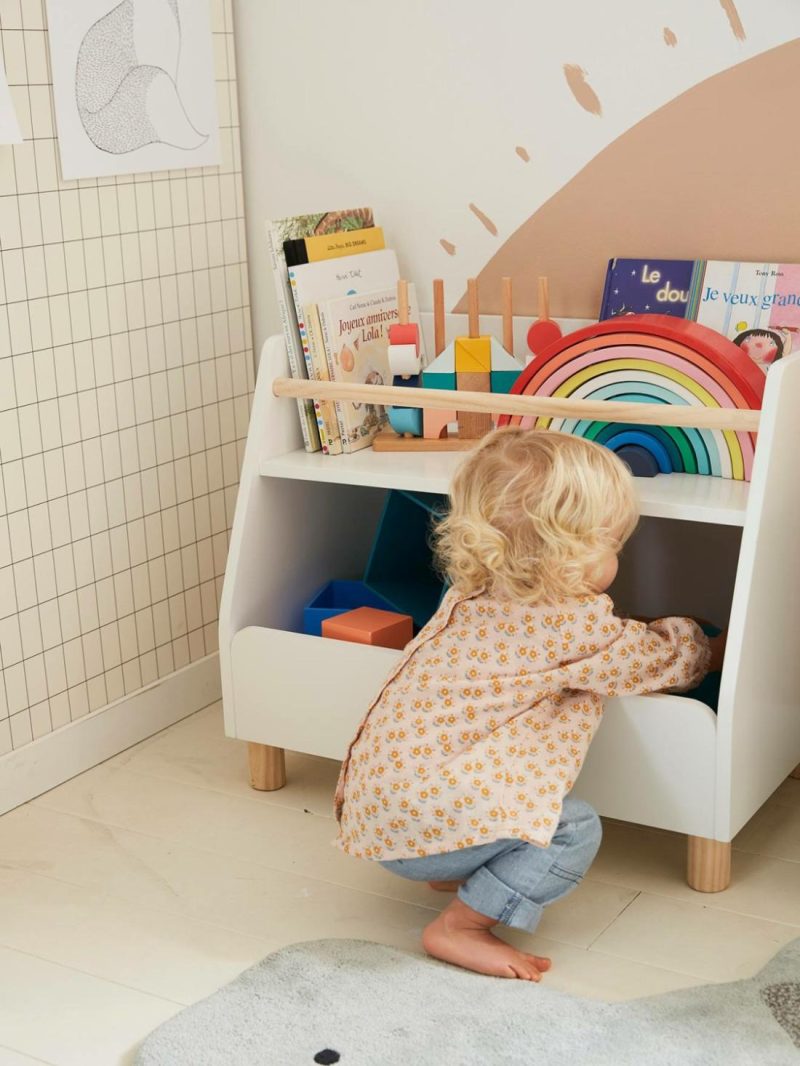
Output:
top-left (364, 490), bottom-right (448, 629)
top-left (303, 580), bottom-right (396, 637)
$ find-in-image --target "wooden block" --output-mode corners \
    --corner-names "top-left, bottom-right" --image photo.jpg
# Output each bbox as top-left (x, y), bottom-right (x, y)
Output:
top-left (456, 373), bottom-right (492, 437)
top-left (424, 407), bottom-right (457, 439)
top-left (491, 369), bottom-right (521, 394)
top-left (372, 430), bottom-right (476, 452)
top-left (387, 406), bottom-right (423, 436)
top-left (455, 336), bottom-right (491, 373)
top-left (388, 323), bottom-right (419, 350)
top-left (387, 342), bottom-right (421, 376)
top-left (457, 370), bottom-right (491, 393)
top-left (457, 411), bottom-right (493, 439)
top-left (322, 606), bottom-right (413, 650)
top-left (392, 373), bottom-right (420, 389)
top-left (422, 370), bottom-right (456, 391)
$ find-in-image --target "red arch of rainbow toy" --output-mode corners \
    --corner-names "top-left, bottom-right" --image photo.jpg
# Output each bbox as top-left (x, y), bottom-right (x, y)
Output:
top-left (498, 315), bottom-right (765, 481)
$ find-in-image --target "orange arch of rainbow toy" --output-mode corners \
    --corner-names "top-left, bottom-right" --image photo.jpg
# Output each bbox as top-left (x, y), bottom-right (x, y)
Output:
top-left (498, 315), bottom-right (765, 481)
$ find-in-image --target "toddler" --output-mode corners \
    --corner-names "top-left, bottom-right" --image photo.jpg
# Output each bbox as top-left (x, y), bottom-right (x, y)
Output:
top-left (334, 428), bottom-right (723, 981)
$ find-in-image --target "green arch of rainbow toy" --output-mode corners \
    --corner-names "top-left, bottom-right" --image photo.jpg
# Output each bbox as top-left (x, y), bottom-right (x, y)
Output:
top-left (497, 315), bottom-right (765, 481)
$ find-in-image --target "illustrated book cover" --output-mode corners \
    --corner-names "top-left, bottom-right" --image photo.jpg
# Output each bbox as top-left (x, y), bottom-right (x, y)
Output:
top-left (318, 284), bottom-right (423, 453)
top-left (265, 207), bottom-right (374, 451)
top-left (288, 249), bottom-right (399, 454)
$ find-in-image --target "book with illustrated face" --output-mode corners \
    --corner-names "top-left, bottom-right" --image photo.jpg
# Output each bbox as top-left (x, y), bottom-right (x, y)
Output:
top-left (317, 285), bottom-right (424, 453)
top-left (689, 260), bottom-right (800, 371)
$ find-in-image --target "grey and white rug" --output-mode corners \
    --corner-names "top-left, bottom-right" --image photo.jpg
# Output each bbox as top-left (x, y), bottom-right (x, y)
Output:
top-left (135, 938), bottom-right (800, 1065)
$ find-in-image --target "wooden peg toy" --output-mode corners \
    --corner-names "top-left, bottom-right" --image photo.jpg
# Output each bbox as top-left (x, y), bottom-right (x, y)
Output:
top-left (387, 279), bottom-right (421, 377)
top-left (502, 276), bottom-right (514, 356)
top-left (526, 275), bottom-right (563, 358)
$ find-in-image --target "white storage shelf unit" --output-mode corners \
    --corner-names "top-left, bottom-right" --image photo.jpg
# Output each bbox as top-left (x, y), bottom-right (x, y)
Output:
top-left (219, 325), bottom-right (800, 890)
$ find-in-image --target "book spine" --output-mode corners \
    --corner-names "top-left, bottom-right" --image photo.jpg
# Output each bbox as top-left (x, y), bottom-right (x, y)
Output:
top-left (599, 258), bottom-right (617, 320)
top-left (686, 260), bottom-right (706, 320)
top-left (305, 304), bottom-right (342, 455)
top-left (317, 302), bottom-right (350, 450)
top-left (265, 224), bottom-right (320, 452)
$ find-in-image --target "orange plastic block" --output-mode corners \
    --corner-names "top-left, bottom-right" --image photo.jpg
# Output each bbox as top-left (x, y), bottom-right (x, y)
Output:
top-left (321, 606), bottom-right (413, 650)
top-left (455, 335), bottom-right (491, 373)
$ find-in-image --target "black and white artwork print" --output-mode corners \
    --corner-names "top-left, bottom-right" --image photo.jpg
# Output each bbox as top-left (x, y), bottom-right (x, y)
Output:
top-left (46, 0), bottom-right (220, 179)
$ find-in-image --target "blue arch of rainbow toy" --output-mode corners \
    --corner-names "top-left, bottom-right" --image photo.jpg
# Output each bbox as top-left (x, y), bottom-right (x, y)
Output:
top-left (554, 380), bottom-right (723, 476)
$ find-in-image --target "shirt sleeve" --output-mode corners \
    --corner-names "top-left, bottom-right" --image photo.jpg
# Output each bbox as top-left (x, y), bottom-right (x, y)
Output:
top-left (561, 595), bottom-right (712, 698)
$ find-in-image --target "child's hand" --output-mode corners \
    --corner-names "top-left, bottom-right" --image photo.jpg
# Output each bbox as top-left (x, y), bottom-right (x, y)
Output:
top-left (708, 632), bottom-right (727, 673)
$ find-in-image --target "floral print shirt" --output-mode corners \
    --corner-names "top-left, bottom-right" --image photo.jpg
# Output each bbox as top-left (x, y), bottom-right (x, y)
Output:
top-left (334, 588), bottom-right (710, 859)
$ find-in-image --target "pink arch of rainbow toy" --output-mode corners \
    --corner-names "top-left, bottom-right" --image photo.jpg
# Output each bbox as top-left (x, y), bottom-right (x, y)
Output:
top-left (511, 315), bottom-right (765, 407)
top-left (520, 337), bottom-right (756, 414)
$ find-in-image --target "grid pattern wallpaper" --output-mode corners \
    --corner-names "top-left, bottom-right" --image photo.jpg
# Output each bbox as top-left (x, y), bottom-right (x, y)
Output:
top-left (0, 0), bottom-right (253, 753)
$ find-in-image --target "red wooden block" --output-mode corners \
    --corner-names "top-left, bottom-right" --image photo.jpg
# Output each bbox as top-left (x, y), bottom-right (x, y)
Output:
top-left (388, 323), bottom-right (420, 350)
top-left (321, 606), bottom-right (413, 650)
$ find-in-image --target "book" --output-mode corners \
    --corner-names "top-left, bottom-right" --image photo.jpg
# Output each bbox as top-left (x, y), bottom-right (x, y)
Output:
top-left (287, 249), bottom-right (400, 453)
top-left (265, 207), bottom-right (374, 451)
top-left (303, 303), bottom-right (342, 454)
top-left (283, 226), bottom-right (385, 267)
top-left (318, 284), bottom-right (423, 453)
top-left (600, 257), bottom-right (800, 370)
top-left (600, 258), bottom-right (694, 320)
top-left (688, 261), bottom-right (800, 370)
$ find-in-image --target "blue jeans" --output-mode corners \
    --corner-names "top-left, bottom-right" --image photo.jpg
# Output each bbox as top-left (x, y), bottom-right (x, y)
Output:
top-left (381, 796), bottom-right (602, 932)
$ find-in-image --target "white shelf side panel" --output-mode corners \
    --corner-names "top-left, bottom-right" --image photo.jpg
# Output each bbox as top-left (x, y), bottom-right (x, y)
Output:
top-left (716, 351), bottom-right (800, 839)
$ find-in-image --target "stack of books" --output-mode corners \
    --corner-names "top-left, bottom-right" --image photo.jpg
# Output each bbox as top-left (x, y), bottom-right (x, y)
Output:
top-left (266, 209), bottom-right (422, 454)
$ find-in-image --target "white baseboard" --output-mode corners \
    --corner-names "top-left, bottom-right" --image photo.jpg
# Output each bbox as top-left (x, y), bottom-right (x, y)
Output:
top-left (0, 653), bottom-right (222, 815)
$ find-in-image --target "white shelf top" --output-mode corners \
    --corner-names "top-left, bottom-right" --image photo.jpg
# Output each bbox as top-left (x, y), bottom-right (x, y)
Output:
top-left (260, 448), bottom-right (750, 526)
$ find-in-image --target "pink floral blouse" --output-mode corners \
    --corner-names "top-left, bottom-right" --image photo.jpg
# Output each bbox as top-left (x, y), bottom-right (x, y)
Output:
top-left (334, 588), bottom-right (710, 860)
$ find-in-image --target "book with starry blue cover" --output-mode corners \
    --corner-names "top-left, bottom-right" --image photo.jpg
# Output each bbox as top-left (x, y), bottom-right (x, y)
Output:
top-left (599, 258), bottom-right (695, 319)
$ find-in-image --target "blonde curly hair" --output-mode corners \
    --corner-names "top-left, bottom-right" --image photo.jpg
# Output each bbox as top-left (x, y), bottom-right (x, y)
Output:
top-left (433, 427), bottom-right (639, 605)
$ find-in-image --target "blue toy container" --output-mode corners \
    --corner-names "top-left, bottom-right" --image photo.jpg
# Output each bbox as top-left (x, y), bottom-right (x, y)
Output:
top-left (303, 580), bottom-right (397, 637)
top-left (364, 490), bottom-right (448, 629)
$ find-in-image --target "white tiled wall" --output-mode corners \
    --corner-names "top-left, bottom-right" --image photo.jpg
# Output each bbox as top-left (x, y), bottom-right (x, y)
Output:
top-left (0, 0), bottom-right (253, 752)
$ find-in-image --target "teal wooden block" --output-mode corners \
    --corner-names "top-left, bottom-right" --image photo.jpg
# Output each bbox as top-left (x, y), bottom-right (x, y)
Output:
top-left (491, 370), bottom-right (521, 394)
top-left (422, 371), bottom-right (456, 391)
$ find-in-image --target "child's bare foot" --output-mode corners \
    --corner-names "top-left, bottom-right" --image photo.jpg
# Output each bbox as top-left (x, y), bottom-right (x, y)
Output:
top-left (428, 880), bottom-right (464, 892)
top-left (422, 897), bottom-right (551, 980)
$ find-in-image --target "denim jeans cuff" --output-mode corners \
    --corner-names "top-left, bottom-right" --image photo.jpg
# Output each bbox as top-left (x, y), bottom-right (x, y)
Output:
top-left (458, 865), bottom-right (544, 932)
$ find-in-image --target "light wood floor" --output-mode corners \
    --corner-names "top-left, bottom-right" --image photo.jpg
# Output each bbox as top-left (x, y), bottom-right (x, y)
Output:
top-left (0, 702), bottom-right (798, 1065)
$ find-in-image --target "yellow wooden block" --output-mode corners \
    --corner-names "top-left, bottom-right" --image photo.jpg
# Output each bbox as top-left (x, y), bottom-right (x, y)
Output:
top-left (455, 336), bottom-right (491, 373)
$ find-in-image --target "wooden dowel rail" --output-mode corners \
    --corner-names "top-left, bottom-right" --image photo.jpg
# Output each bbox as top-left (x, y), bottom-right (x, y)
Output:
top-left (272, 377), bottom-right (761, 433)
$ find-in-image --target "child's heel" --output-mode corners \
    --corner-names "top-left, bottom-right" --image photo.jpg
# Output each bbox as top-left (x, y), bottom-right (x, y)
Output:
top-left (428, 880), bottom-right (464, 892)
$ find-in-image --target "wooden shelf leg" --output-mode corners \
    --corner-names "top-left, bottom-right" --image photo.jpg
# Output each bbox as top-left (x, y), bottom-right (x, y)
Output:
top-left (790, 763), bottom-right (800, 780)
top-left (248, 743), bottom-right (286, 791)
top-left (687, 835), bottom-right (731, 892)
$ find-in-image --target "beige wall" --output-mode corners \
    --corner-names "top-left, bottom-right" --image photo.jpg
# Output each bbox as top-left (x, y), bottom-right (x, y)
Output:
top-left (233, 1), bottom-right (800, 337)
